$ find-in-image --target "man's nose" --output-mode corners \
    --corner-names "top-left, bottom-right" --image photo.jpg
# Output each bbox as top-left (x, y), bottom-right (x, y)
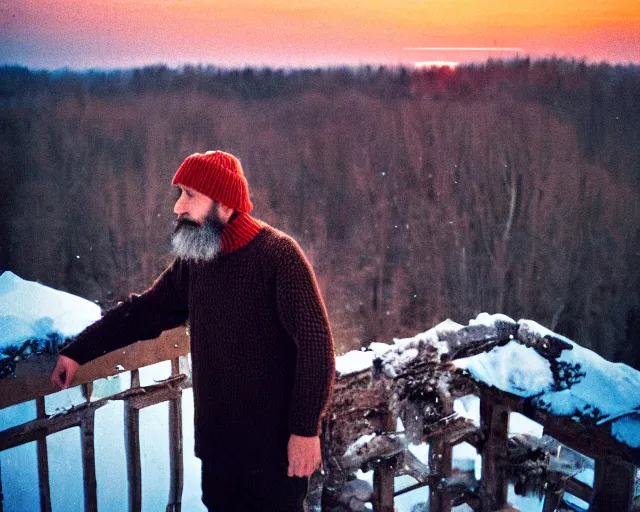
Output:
top-left (174, 196), bottom-right (186, 216)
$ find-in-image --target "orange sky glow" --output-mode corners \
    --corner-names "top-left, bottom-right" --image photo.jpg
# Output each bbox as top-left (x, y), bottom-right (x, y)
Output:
top-left (1, 0), bottom-right (638, 69)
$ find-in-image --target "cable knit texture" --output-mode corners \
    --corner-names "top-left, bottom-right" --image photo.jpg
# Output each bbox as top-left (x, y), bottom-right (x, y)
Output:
top-left (61, 215), bottom-right (335, 465)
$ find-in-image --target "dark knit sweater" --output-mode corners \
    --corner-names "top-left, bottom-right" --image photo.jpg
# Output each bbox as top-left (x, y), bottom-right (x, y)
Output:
top-left (61, 213), bottom-right (335, 465)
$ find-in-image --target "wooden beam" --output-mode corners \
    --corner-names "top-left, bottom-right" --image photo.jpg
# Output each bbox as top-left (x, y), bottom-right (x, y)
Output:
top-left (429, 382), bottom-right (454, 512)
top-left (591, 457), bottom-right (635, 512)
top-left (372, 462), bottom-right (395, 512)
top-left (35, 397), bottom-right (52, 512)
top-left (125, 401), bottom-right (142, 512)
top-left (166, 360), bottom-right (183, 512)
top-left (541, 481), bottom-right (563, 512)
top-left (563, 476), bottom-right (592, 503)
top-left (428, 435), bottom-right (452, 512)
top-left (129, 387), bottom-right (182, 410)
top-left (80, 414), bottom-right (98, 512)
top-left (170, 358), bottom-right (180, 377)
top-left (470, 383), bottom-right (639, 465)
top-left (371, 410), bottom-right (396, 512)
top-left (0, 376), bottom-right (190, 452)
top-left (540, 417), bottom-right (636, 464)
top-left (131, 369), bottom-right (140, 389)
top-left (0, 328), bottom-right (190, 410)
top-left (394, 479), bottom-right (434, 497)
top-left (1, 367), bottom-right (190, 512)
top-left (466, 382), bottom-right (639, 466)
top-left (479, 390), bottom-right (509, 512)
top-left (0, 409), bottom-right (82, 451)
top-left (81, 383), bottom-right (93, 402)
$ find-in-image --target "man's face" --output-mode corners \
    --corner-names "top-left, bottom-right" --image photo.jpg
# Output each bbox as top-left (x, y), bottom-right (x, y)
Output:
top-left (171, 185), bottom-right (226, 261)
top-left (173, 185), bottom-right (215, 225)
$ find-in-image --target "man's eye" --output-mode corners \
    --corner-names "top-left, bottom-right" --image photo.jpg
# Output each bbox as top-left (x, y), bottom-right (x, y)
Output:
top-left (175, 189), bottom-right (192, 200)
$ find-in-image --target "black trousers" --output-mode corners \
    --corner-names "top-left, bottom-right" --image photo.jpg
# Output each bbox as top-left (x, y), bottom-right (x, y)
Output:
top-left (201, 459), bottom-right (308, 512)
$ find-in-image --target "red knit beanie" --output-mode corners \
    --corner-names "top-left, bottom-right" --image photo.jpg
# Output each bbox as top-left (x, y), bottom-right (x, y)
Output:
top-left (172, 151), bottom-right (253, 213)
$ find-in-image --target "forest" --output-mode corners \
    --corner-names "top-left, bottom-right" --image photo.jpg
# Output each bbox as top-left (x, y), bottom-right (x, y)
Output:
top-left (1, 60), bottom-right (638, 367)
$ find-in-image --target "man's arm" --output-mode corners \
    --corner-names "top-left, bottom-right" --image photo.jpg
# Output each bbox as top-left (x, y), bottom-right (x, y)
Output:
top-left (51, 258), bottom-right (189, 388)
top-left (275, 237), bottom-right (336, 476)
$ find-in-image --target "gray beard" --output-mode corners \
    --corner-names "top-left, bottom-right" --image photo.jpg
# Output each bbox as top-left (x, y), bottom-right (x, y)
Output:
top-left (170, 214), bottom-right (224, 262)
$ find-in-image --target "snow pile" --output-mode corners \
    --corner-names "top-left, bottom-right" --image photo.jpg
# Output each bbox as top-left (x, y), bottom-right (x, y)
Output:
top-left (468, 312), bottom-right (515, 327)
top-left (336, 313), bottom-right (513, 379)
top-left (336, 325), bottom-right (449, 379)
top-left (454, 318), bottom-right (640, 449)
top-left (455, 342), bottom-right (554, 397)
top-left (0, 271), bottom-right (101, 374)
top-left (335, 349), bottom-right (377, 377)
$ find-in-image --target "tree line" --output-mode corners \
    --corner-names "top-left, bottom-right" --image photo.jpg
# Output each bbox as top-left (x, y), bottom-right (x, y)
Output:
top-left (1, 60), bottom-right (638, 367)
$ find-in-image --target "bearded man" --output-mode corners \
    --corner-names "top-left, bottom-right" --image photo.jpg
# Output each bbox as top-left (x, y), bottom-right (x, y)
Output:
top-left (50, 151), bottom-right (336, 512)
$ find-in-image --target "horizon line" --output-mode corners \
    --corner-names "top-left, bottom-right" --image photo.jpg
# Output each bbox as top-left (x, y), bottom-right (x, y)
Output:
top-left (404, 47), bottom-right (525, 52)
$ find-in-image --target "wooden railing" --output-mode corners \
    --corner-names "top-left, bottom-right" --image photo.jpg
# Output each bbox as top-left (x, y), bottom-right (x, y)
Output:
top-left (322, 344), bottom-right (640, 512)
top-left (1, 326), bottom-right (639, 512)
top-left (477, 384), bottom-right (638, 511)
top-left (0, 328), bottom-right (191, 512)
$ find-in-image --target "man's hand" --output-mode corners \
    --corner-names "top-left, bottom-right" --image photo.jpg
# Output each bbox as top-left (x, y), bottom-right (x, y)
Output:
top-left (50, 355), bottom-right (80, 390)
top-left (287, 434), bottom-right (322, 477)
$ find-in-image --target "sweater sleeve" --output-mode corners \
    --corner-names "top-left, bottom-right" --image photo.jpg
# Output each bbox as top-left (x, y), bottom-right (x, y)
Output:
top-left (275, 237), bottom-right (336, 437)
top-left (59, 258), bottom-right (189, 365)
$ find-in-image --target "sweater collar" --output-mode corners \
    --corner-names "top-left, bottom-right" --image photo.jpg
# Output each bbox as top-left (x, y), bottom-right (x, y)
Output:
top-left (220, 212), bottom-right (264, 254)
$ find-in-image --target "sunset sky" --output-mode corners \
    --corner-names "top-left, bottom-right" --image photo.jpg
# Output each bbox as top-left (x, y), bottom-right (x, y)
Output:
top-left (1, 0), bottom-right (639, 70)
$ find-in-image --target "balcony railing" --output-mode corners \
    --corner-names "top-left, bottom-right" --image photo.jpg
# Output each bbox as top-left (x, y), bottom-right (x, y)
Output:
top-left (0, 328), bottom-right (191, 512)
top-left (1, 326), bottom-right (639, 512)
